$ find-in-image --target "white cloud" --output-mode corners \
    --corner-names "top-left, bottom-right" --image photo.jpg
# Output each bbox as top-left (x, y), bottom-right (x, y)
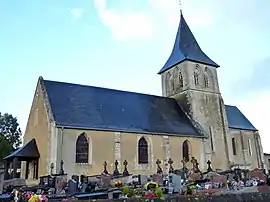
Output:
top-left (93, 0), bottom-right (153, 41)
top-left (234, 90), bottom-right (270, 153)
top-left (69, 8), bottom-right (84, 21)
top-left (93, 0), bottom-right (217, 41)
top-left (148, 0), bottom-right (215, 28)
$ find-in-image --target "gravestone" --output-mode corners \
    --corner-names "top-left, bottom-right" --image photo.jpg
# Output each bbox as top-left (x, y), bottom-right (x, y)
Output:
top-left (101, 175), bottom-right (112, 188)
top-left (55, 174), bottom-right (67, 194)
top-left (189, 172), bottom-right (202, 181)
top-left (250, 168), bottom-right (266, 182)
top-left (138, 174), bottom-right (148, 185)
top-left (152, 174), bottom-right (163, 186)
top-left (169, 173), bottom-right (182, 192)
top-left (67, 175), bottom-right (78, 195)
top-left (126, 174), bottom-right (148, 185)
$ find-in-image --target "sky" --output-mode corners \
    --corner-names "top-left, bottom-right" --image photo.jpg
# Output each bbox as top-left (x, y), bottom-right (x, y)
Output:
top-left (0, 0), bottom-right (270, 152)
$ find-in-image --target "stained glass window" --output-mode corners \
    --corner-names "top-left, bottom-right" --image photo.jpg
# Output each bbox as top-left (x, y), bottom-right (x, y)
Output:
top-left (138, 137), bottom-right (148, 164)
top-left (76, 133), bottom-right (89, 163)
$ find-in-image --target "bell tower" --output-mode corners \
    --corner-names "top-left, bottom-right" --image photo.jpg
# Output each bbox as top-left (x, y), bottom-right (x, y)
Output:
top-left (158, 11), bottom-right (230, 170)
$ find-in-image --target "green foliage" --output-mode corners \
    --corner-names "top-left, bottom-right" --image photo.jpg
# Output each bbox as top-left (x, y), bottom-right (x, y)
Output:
top-left (0, 133), bottom-right (12, 162)
top-left (128, 188), bottom-right (135, 197)
top-left (155, 187), bottom-right (164, 198)
top-left (123, 185), bottom-right (129, 195)
top-left (0, 112), bottom-right (22, 148)
top-left (0, 112), bottom-right (22, 162)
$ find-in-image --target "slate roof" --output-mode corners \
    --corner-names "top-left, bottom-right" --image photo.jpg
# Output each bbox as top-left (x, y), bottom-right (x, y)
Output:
top-left (158, 12), bottom-right (219, 74)
top-left (4, 139), bottom-right (40, 161)
top-left (225, 105), bottom-right (257, 131)
top-left (43, 80), bottom-right (201, 137)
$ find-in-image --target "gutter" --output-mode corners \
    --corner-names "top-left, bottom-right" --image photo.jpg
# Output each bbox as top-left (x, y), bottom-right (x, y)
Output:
top-left (55, 124), bottom-right (204, 138)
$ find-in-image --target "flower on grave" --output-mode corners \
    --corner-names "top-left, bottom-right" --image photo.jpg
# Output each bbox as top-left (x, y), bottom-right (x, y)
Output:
top-left (114, 180), bottom-right (123, 187)
top-left (144, 192), bottom-right (157, 199)
top-left (144, 182), bottom-right (158, 191)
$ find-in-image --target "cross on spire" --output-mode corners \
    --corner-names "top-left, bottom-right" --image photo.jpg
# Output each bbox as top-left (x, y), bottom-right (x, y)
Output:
top-left (176, 0), bottom-right (182, 13)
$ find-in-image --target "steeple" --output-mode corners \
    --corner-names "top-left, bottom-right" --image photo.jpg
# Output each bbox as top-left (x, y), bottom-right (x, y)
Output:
top-left (158, 12), bottom-right (219, 74)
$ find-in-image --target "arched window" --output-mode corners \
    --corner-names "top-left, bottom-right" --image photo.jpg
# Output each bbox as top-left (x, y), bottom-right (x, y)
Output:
top-left (182, 140), bottom-right (190, 162)
top-left (166, 72), bottom-right (171, 94)
top-left (171, 78), bottom-right (175, 92)
top-left (179, 71), bottom-right (183, 87)
top-left (76, 133), bottom-right (89, 163)
top-left (194, 68), bottom-right (199, 86)
top-left (232, 137), bottom-right (237, 155)
top-left (248, 139), bottom-right (252, 155)
top-left (138, 137), bottom-right (148, 164)
top-left (204, 74), bottom-right (209, 88)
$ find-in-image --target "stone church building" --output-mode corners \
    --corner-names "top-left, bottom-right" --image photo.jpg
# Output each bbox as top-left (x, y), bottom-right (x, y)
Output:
top-left (21, 12), bottom-right (265, 179)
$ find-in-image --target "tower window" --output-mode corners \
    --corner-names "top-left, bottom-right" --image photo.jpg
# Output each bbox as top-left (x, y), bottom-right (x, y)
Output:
top-left (204, 74), bottom-right (209, 88)
top-left (194, 72), bottom-right (199, 86)
top-left (248, 139), bottom-right (252, 155)
top-left (232, 137), bottom-right (237, 155)
top-left (179, 71), bottom-right (183, 87)
top-left (209, 127), bottom-right (214, 151)
top-left (171, 78), bottom-right (175, 92)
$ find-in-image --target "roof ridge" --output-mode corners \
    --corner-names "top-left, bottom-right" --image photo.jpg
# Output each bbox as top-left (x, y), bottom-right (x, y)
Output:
top-left (43, 79), bottom-right (171, 100)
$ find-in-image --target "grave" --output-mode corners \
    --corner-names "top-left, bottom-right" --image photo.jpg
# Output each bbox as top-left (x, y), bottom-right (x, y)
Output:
top-left (250, 168), bottom-right (266, 182)
top-left (169, 173), bottom-right (182, 193)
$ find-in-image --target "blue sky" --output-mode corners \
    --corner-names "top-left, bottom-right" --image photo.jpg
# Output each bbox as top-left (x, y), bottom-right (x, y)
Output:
top-left (0, 0), bottom-right (270, 151)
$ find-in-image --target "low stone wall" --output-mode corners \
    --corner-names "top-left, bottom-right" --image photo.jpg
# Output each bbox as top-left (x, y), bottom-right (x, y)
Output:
top-left (64, 193), bottom-right (270, 202)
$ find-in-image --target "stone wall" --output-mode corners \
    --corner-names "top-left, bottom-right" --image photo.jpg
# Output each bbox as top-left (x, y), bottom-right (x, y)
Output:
top-left (65, 193), bottom-right (270, 202)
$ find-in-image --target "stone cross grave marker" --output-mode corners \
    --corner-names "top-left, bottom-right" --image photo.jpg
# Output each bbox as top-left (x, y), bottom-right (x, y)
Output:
top-left (113, 160), bottom-right (120, 177)
top-left (168, 158), bottom-right (174, 173)
top-left (207, 160), bottom-right (213, 172)
top-left (123, 160), bottom-right (129, 176)
top-left (156, 159), bottom-right (163, 174)
top-left (103, 161), bottom-right (109, 175)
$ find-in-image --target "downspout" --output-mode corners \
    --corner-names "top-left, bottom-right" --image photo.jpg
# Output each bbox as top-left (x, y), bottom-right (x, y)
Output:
top-left (218, 97), bottom-right (230, 168)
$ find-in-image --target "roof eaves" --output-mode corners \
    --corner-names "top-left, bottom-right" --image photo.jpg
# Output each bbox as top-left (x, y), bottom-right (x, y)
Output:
top-left (55, 124), bottom-right (203, 138)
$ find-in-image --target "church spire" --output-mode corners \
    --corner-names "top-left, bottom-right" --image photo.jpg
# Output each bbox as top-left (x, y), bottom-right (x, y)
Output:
top-left (158, 8), bottom-right (219, 75)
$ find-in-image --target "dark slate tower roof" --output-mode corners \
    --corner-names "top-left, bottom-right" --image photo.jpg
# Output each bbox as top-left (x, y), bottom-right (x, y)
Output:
top-left (43, 79), bottom-right (201, 137)
top-left (225, 105), bottom-right (257, 131)
top-left (158, 12), bottom-right (219, 74)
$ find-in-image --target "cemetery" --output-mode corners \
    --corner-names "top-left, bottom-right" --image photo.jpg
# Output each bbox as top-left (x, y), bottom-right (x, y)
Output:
top-left (1, 155), bottom-right (270, 202)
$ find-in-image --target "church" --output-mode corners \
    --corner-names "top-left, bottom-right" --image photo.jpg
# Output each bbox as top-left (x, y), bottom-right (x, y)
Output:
top-left (20, 12), bottom-right (266, 179)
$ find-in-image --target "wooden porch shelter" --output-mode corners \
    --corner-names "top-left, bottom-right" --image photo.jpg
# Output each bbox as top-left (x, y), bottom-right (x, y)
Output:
top-left (3, 139), bottom-right (40, 180)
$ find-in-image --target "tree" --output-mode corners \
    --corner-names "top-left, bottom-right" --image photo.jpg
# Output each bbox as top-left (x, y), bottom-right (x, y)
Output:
top-left (0, 133), bottom-right (12, 161)
top-left (0, 112), bottom-right (22, 149)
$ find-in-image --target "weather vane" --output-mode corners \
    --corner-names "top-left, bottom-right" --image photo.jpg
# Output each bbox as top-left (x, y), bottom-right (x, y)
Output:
top-left (176, 0), bottom-right (182, 13)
